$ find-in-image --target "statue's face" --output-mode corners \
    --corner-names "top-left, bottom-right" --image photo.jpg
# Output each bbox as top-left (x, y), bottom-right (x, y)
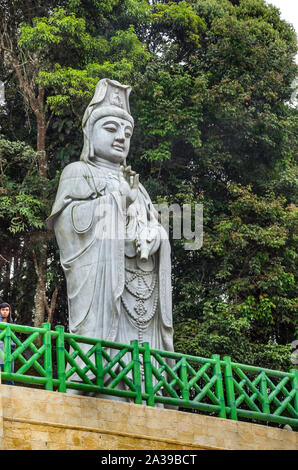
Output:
top-left (92, 116), bottom-right (133, 164)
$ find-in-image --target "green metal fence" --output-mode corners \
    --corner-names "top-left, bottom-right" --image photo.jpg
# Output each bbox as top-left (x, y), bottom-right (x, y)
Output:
top-left (0, 322), bottom-right (297, 429)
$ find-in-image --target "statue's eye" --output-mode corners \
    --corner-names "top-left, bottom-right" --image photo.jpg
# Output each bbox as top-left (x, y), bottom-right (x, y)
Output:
top-left (103, 125), bottom-right (117, 132)
top-left (125, 127), bottom-right (133, 138)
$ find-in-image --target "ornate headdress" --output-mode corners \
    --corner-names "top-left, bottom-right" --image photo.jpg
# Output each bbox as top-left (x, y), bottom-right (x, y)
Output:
top-left (80, 78), bottom-right (134, 161)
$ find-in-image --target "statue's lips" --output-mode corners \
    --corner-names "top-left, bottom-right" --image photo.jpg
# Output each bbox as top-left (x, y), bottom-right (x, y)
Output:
top-left (112, 145), bottom-right (125, 151)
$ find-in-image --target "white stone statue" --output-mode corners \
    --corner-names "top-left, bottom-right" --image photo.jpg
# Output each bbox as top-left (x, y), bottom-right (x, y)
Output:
top-left (47, 79), bottom-right (174, 394)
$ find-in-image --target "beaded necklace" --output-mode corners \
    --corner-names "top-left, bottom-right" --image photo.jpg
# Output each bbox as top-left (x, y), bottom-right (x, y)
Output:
top-left (121, 267), bottom-right (159, 345)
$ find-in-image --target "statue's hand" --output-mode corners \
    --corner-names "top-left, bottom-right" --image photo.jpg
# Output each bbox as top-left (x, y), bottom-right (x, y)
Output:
top-left (119, 165), bottom-right (139, 209)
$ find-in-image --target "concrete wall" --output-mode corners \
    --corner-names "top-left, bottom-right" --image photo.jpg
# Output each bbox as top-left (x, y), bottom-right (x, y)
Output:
top-left (0, 379), bottom-right (3, 450)
top-left (0, 380), bottom-right (297, 450)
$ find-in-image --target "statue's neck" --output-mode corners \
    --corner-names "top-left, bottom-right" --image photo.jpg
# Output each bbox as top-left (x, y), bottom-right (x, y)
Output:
top-left (91, 156), bottom-right (121, 174)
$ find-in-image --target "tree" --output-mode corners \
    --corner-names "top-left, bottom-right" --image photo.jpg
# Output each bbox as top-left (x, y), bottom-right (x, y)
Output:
top-left (128, 0), bottom-right (297, 369)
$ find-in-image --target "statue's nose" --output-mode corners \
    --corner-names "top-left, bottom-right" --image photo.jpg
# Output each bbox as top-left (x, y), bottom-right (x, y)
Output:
top-left (115, 127), bottom-right (125, 141)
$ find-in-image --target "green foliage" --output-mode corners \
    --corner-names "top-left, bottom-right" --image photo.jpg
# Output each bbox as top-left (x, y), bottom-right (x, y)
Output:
top-left (39, 67), bottom-right (97, 115)
top-left (17, 7), bottom-right (151, 120)
top-left (0, 137), bottom-right (46, 234)
top-left (19, 9), bottom-right (91, 58)
top-left (134, 65), bottom-right (206, 162)
top-left (174, 316), bottom-right (292, 371)
top-left (0, 193), bottom-right (43, 234)
top-left (151, 1), bottom-right (205, 49)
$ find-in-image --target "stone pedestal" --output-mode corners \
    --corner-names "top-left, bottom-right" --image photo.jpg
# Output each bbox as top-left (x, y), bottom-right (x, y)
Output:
top-left (0, 384), bottom-right (297, 450)
top-left (0, 375), bottom-right (4, 450)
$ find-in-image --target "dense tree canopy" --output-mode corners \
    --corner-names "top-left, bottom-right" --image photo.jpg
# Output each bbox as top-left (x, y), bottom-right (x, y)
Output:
top-left (0, 0), bottom-right (297, 370)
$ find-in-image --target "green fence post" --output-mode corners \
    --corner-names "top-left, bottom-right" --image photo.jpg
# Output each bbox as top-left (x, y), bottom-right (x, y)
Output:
top-left (42, 323), bottom-right (53, 391)
top-left (290, 368), bottom-right (298, 418)
top-left (55, 325), bottom-right (66, 393)
top-left (3, 324), bottom-right (12, 378)
top-left (211, 354), bottom-right (226, 418)
top-left (142, 342), bottom-right (154, 407)
top-left (260, 371), bottom-right (270, 415)
top-left (130, 340), bottom-right (143, 405)
top-left (95, 340), bottom-right (104, 388)
top-left (180, 356), bottom-right (190, 403)
top-left (223, 356), bottom-right (237, 421)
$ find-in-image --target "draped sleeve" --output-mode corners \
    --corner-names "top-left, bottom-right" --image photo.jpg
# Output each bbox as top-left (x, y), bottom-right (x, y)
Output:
top-left (46, 161), bottom-right (105, 230)
top-left (46, 161), bottom-right (125, 345)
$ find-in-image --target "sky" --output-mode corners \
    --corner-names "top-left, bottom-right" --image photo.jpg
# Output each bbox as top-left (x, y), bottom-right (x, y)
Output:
top-left (265, 1), bottom-right (297, 106)
top-left (266, 0), bottom-right (298, 62)
top-left (265, 0), bottom-right (298, 70)
top-left (266, 0), bottom-right (298, 33)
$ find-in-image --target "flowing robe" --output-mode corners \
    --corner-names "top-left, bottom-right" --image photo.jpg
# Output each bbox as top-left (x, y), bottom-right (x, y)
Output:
top-left (47, 160), bottom-right (174, 381)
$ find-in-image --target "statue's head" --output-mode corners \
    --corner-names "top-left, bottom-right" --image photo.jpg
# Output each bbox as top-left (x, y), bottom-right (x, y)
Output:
top-left (80, 79), bottom-right (134, 164)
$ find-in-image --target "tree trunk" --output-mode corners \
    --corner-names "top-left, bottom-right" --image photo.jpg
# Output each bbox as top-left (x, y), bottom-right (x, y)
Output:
top-left (36, 88), bottom-right (47, 178)
top-left (33, 243), bottom-right (47, 329)
top-left (33, 89), bottom-right (48, 329)
top-left (2, 33), bottom-right (55, 330)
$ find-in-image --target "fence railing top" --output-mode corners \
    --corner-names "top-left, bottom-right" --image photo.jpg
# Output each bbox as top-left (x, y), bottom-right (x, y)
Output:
top-left (0, 321), bottom-right (294, 378)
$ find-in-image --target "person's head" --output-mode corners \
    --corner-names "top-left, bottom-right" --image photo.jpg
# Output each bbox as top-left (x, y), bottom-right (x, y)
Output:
top-left (80, 78), bottom-right (134, 164)
top-left (0, 302), bottom-right (12, 323)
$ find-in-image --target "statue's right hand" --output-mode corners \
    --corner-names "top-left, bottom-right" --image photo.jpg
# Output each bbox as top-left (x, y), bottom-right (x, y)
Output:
top-left (119, 165), bottom-right (139, 209)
